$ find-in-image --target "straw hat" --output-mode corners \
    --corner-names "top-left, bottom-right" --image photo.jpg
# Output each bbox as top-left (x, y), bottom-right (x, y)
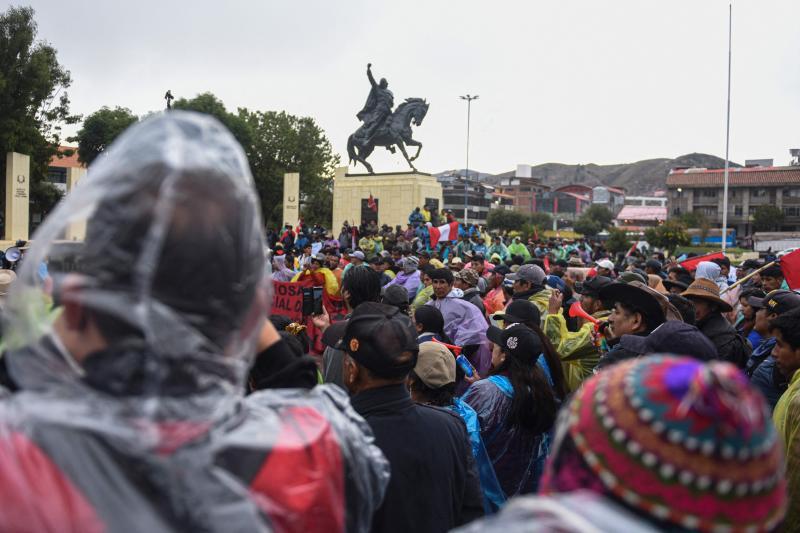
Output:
top-left (0, 269), bottom-right (16, 297)
top-left (681, 278), bottom-right (733, 312)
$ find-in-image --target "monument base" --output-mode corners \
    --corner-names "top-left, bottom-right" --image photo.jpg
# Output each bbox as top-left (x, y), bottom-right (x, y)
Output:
top-left (332, 166), bottom-right (443, 232)
top-left (5, 152), bottom-right (30, 242)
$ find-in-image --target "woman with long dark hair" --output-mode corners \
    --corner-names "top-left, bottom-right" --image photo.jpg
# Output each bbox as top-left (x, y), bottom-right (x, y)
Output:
top-left (462, 324), bottom-right (558, 498)
top-left (413, 305), bottom-right (453, 344)
top-left (496, 299), bottom-right (568, 402)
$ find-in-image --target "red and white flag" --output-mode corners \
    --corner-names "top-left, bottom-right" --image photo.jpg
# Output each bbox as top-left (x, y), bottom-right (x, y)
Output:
top-left (367, 193), bottom-right (378, 213)
top-left (679, 251), bottom-right (725, 272)
top-left (780, 249), bottom-right (800, 290)
top-left (294, 219), bottom-right (304, 236)
top-left (426, 221), bottom-right (460, 248)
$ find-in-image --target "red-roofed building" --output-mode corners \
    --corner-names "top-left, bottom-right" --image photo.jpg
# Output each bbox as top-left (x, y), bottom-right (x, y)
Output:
top-left (615, 205), bottom-right (666, 231)
top-left (666, 165), bottom-right (800, 237)
top-left (47, 146), bottom-right (85, 194)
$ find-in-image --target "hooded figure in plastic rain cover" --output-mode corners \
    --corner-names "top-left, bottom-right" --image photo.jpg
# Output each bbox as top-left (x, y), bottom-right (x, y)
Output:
top-left (0, 111), bottom-right (389, 532)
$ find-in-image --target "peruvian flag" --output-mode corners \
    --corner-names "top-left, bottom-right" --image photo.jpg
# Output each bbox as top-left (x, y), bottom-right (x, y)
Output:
top-left (543, 256), bottom-right (550, 273)
top-left (294, 219), bottom-right (304, 236)
top-left (679, 251), bottom-right (726, 272)
top-left (780, 249), bottom-right (800, 290)
top-left (426, 221), bottom-right (460, 248)
top-left (367, 193), bottom-right (378, 212)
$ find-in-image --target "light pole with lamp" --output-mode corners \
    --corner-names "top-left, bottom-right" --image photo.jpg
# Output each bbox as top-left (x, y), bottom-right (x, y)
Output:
top-left (460, 94), bottom-right (478, 225)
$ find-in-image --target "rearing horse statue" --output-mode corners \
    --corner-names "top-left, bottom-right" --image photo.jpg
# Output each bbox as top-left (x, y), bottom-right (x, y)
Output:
top-left (347, 97), bottom-right (429, 174)
top-left (347, 98), bottom-right (430, 174)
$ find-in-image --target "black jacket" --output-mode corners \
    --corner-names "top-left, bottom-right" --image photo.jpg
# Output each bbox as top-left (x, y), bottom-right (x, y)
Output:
top-left (596, 331), bottom-right (650, 370)
top-left (351, 384), bottom-right (483, 533)
top-left (697, 312), bottom-right (752, 368)
top-left (461, 288), bottom-right (486, 317)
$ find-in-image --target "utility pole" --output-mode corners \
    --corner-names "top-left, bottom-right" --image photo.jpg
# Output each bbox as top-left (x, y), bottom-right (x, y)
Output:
top-left (721, 4), bottom-right (732, 251)
top-left (460, 94), bottom-right (479, 225)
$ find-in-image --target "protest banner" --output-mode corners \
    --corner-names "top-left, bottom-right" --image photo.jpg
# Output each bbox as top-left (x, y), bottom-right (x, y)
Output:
top-left (271, 280), bottom-right (346, 354)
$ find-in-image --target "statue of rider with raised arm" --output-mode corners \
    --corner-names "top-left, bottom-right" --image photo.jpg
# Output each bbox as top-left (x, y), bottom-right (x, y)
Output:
top-left (356, 63), bottom-right (394, 143)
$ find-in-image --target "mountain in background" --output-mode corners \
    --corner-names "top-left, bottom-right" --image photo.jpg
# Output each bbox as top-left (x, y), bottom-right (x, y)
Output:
top-left (436, 153), bottom-right (740, 195)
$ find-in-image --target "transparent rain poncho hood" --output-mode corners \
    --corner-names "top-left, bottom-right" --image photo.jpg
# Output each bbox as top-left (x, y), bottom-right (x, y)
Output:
top-left (6, 110), bottom-right (267, 402)
top-left (0, 112), bottom-right (389, 532)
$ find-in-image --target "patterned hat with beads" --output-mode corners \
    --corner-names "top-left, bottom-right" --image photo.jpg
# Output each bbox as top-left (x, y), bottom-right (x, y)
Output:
top-left (540, 355), bottom-right (786, 532)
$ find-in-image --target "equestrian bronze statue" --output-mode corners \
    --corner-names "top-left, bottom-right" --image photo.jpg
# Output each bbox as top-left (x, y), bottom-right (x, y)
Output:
top-left (347, 63), bottom-right (429, 173)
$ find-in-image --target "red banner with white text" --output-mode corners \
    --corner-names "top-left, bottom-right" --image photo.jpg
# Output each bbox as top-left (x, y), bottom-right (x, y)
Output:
top-left (271, 280), bottom-right (346, 354)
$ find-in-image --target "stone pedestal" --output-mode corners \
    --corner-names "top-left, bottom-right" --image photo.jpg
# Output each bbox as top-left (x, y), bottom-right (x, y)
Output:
top-left (283, 172), bottom-right (300, 226)
top-left (5, 152), bottom-right (30, 241)
top-left (332, 166), bottom-right (443, 231)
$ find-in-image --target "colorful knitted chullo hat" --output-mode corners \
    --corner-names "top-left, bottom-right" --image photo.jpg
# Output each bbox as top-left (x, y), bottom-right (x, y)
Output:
top-left (541, 355), bottom-right (786, 532)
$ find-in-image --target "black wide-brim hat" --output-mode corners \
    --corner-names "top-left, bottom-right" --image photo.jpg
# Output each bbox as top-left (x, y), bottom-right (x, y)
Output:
top-left (663, 279), bottom-right (689, 292)
top-left (599, 282), bottom-right (666, 328)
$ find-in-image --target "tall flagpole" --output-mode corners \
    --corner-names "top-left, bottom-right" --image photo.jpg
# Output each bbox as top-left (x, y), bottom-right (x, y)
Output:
top-left (721, 4), bottom-right (732, 251)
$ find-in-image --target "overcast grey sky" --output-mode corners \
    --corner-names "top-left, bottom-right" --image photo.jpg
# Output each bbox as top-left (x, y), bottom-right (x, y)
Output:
top-left (24, 0), bottom-right (800, 174)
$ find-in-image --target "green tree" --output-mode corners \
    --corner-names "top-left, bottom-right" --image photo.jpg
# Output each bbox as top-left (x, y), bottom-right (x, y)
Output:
top-left (678, 211), bottom-right (710, 243)
top-left (752, 205), bottom-right (784, 232)
top-left (239, 109), bottom-right (339, 226)
top-left (0, 6), bottom-right (80, 225)
top-left (71, 106), bottom-right (138, 165)
top-left (573, 216), bottom-right (601, 237)
top-left (581, 204), bottom-right (614, 228)
top-left (487, 209), bottom-right (528, 233)
top-left (528, 211), bottom-right (552, 229)
top-left (644, 219), bottom-right (690, 255)
top-left (605, 227), bottom-right (632, 254)
top-left (174, 93), bottom-right (339, 227)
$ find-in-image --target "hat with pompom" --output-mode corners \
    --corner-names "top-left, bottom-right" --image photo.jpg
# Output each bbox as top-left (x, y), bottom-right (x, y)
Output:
top-left (541, 355), bottom-right (786, 532)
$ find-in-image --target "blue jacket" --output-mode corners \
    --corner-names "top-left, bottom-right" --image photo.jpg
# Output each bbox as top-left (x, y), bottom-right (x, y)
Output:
top-left (746, 338), bottom-right (788, 411)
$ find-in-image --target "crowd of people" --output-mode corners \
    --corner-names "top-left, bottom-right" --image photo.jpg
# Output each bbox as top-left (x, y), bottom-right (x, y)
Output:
top-left (0, 111), bottom-right (798, 532)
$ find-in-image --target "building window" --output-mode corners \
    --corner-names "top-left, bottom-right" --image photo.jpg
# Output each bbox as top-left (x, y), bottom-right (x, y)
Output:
top-left (784, 188), bottom-right (800, 198)
top-left (701, 189), bottom-right (717, 197)
top-left (784, 206), bottom-right (800, 217)
top-left (752, 188), bottom-right (768, 198)
top-left (734, 206), bottom-right (743, 216)
top-left (698, 206), bottom-right (717, 216)
top-left (425, 197), bottom-right (440, 211)
top-left (47, 167), bottom-right (67, 184)
top-left (672, 207), bottom-right (682, 215)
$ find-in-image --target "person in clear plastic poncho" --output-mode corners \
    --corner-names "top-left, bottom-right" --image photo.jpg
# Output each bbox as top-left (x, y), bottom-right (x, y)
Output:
top-left (0, 112), bottom-right (389, 532)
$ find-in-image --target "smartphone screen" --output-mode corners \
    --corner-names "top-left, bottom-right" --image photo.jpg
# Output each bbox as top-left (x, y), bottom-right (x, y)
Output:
top-left (302, 287), bottom-right (314, 317)
top-left (312, 287), bottom-right (324, 315)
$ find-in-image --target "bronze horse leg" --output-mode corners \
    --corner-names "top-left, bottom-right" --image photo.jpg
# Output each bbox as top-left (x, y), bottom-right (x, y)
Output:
top-left (404, 137), bottom-right (423, 162)
top-left (395, 140), bottom-right (417, 172)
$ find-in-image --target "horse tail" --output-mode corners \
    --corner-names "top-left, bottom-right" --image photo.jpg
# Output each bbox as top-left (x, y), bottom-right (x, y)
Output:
top-left (347, 134), bottom-right (357, 165)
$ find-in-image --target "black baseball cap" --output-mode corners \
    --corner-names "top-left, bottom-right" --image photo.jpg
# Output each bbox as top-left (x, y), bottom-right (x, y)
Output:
top-left (486, 323), bottom-right (543, 365)
top-left (575, 276), bottom-right (613, 298)
top-left (761, 265), bottom-right (784, 278)
top-left (645, 259), bottom-right (663, 272)
top-left (494, 299), bottom-right (541, 326)
top-left (492, 264), bottom-right (511, 276)
top-left (750, 290), bottom-right (800, 316)
top-left (619, 321), bottom-right (716, 361)
top-left (336, 302), bottom-right (418, 377)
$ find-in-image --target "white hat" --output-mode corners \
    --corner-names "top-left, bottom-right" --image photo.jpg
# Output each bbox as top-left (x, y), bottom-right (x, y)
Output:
top-left (596, 259), bottom-right (615, 271)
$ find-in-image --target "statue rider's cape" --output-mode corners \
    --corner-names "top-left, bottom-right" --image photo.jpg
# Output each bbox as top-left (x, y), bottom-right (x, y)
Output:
top-left (357, 85), bottom-right (394, 123)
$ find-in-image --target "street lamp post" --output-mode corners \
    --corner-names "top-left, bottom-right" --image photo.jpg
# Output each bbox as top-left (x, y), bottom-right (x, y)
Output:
top-left (460, 94), bottom-right (479, 225)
